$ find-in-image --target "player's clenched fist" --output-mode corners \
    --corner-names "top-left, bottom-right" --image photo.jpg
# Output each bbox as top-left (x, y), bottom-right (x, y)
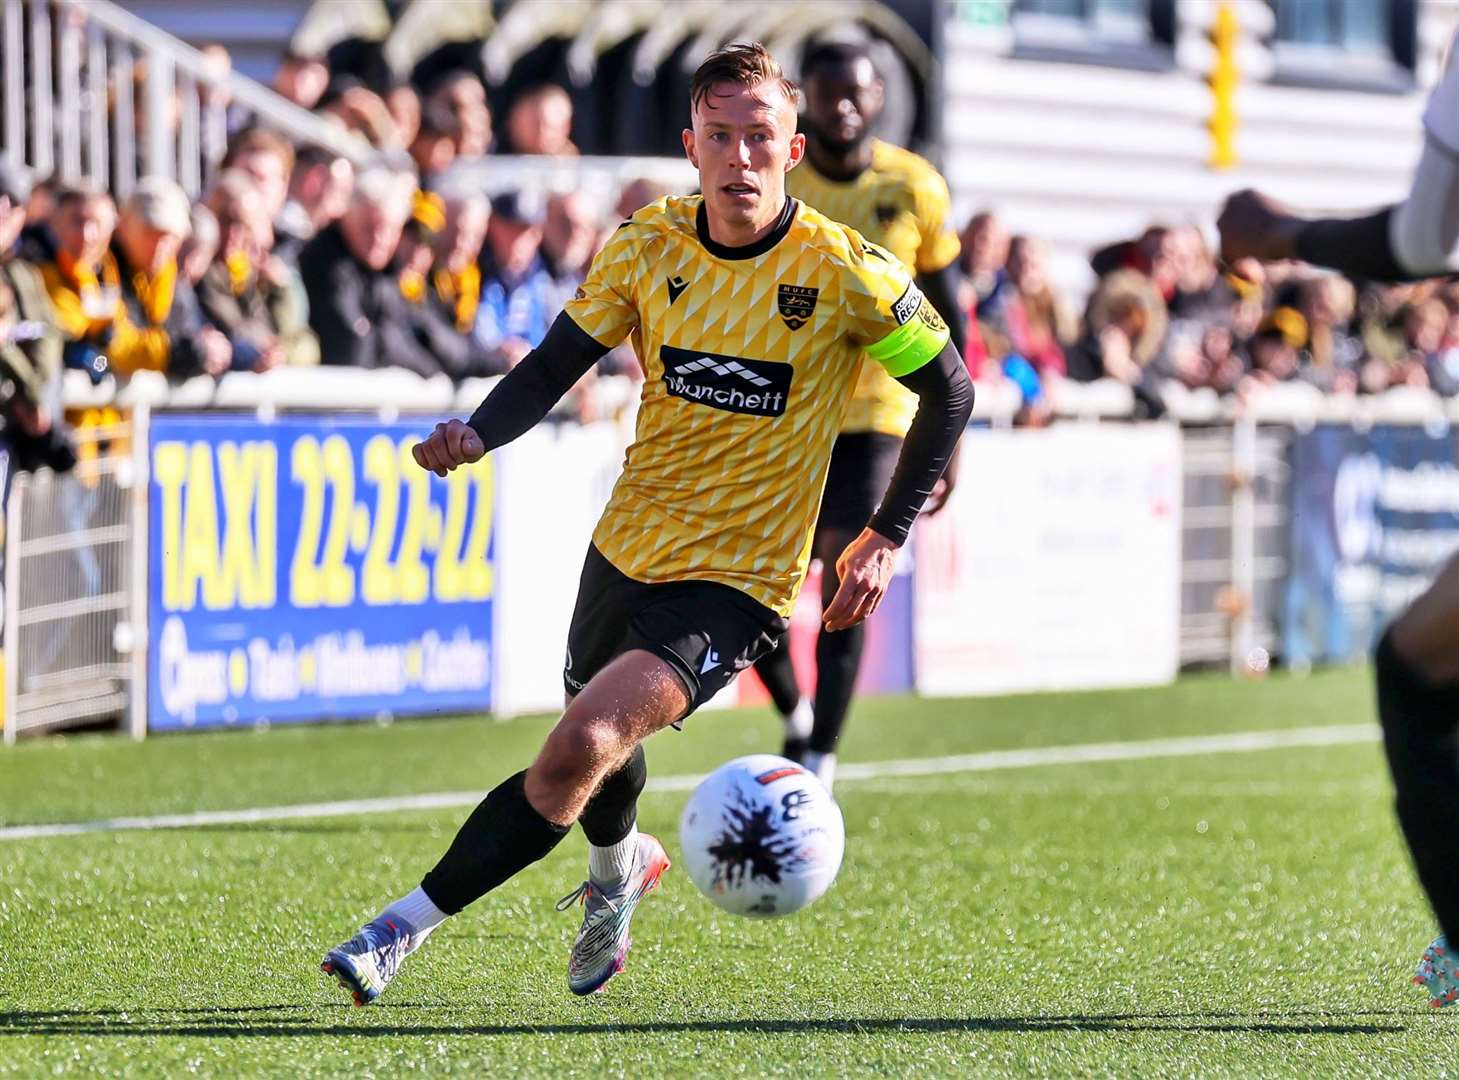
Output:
top-left (1216, 189), bottom-right (1302, 266)
top-left (412, 419), bottom-right (485, 477)
top-left (822, 527), bottom-right (899, 632)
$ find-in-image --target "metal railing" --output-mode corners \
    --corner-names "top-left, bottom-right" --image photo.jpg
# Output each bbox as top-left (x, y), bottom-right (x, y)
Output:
top-left (0, 0), bottom-right (370, 198)
top-left (3, 413), bottom-right (147, 742)
top-left (1178, 420), bottom-right (1290, 673)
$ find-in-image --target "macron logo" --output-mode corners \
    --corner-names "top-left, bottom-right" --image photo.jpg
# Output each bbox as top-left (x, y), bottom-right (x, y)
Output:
top-left (700, 649), bottom-right (721, 675)
top-left (672, 356), bottom-right (774, 387)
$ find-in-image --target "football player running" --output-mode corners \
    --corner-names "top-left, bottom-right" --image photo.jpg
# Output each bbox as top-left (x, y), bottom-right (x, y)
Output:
top-left (320, 42), bottom-right (972, 1004)
top-left (1217, 28), bottom-right (1459, 1008)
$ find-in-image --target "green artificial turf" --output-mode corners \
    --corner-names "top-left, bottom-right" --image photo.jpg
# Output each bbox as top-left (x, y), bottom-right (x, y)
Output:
top-left (2, 667), bottom-right (1455, 1077)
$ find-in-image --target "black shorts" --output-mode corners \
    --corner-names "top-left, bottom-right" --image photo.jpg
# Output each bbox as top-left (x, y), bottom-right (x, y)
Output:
top-left (816, 432), bottom-right (904, 536)
top-left (564, 545), bottom-right (788, 716)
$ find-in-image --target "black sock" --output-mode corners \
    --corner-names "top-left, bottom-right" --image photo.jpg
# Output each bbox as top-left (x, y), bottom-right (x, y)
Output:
top-left (753, 635), bottom-right (802, 717)
top-left (1377, 629), bottom-right (1459, 941)
top-left (420, 771), bottom-right (570, 915)
top-left (810, 621), bottom-right (864, 755)
top-left (578, 745), bottom-right (647, 846)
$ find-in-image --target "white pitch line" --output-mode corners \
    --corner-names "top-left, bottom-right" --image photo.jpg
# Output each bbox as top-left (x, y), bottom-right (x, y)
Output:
top-left (0, 723), bottom-right (1378, 843)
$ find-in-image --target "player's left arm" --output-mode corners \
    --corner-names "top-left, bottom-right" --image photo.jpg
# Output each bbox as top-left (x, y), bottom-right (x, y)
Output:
top-left (824, 270), bottom-right (974, 632)
top-left (907, 170), bottom-right (969, 516)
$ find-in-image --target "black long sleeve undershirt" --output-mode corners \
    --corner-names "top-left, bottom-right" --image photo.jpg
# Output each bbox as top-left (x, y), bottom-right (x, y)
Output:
top-left (1294, 207), bottom-right (1417, 282)
top-left (869, 340), bottom-right (975, 545)
top-left (916, 263), bottom-right (967, 359)
top-left (465, 313), bottom-right (608, 452)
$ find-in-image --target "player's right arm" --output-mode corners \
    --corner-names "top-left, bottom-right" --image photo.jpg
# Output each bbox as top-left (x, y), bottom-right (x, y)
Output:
top-left (1218, 31), bottom-right (1459, 280)
top-left (412, 222), bottom-right (641, 476)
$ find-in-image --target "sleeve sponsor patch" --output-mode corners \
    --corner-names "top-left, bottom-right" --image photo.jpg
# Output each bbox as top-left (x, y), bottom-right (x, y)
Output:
top-left (891, 283), bottom-right (925, 326)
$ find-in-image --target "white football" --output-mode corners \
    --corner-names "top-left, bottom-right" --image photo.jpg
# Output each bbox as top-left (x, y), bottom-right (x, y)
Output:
top-left (678, 754), bottom-right (845, 918)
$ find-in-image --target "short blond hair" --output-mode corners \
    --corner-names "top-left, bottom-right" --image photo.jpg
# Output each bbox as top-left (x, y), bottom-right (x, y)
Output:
top-left (690, 42), bottom-right (799, 113)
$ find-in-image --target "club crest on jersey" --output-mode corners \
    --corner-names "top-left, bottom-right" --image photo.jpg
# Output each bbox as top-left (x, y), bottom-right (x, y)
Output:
top-left (661, 345), bottom-right (792, 417)
top-left (777, 284), bottom-right (819, 331)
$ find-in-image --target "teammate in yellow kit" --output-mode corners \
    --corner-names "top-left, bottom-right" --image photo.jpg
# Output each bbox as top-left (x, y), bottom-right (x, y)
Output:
top-left (753, 39), bottom-right (968, 790)
top-left (320, 42), bottom-right (973, 1004)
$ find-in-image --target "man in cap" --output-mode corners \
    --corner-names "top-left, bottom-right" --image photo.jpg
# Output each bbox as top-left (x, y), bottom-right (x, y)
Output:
top-left (110, 176), bottom-right (231, 377)
top-left (475, 190), bottom-right (556, 365)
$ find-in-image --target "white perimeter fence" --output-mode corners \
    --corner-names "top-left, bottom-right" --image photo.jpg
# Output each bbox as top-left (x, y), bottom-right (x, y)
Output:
top-left (6, 367), bottom-right (1454, 739)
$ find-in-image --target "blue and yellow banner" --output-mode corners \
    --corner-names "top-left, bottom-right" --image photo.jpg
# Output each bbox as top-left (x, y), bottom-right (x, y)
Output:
top-left (1286, 424), bottom-right (1459, 666)
top-left (147, 414), bottom-right (495, 729)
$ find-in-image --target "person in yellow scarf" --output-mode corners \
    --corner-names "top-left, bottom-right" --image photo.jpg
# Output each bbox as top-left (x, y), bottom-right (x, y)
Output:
top-left (42, 180), bottom-right (230, 380)
top-left (396, 188), bottom-right (504, 380)
top-left (198, 169), bottom-right (320, 370)
top-left (432, 190), bottom-right (488, 334)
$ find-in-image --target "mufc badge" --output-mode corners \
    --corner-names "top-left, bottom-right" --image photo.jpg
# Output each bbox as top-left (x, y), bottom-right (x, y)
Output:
top-left (777, 284), bottom-right (819, 330)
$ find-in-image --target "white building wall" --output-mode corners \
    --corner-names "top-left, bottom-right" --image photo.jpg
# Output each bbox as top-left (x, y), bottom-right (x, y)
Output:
top-left (945, 0), bottom-right (1459, 296)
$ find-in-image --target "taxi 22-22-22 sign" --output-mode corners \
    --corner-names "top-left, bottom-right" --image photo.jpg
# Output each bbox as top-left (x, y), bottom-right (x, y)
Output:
top-left (147, 414), bottom-right (495, 729)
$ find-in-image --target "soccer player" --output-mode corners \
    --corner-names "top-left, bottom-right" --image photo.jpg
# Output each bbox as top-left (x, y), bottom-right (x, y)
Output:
top-left (321, 42), bottom-right (973, 1004)
top-left (1216, 31), bottom-right (1459, 1008)
top-left (751, 39), bottom-right (967, 790)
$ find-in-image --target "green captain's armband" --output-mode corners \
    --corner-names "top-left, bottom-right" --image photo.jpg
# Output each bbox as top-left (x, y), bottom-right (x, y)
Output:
top-left (865, 283), bottom-right (950, 377)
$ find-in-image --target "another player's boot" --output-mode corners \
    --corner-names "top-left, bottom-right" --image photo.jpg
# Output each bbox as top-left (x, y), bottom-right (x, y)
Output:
top-left (321, 915), bottom-right (427, 1006)
top-left (1414, 935), bottom-right (1459, 1007)
top-left (556, 832), bottom-right (671, 995)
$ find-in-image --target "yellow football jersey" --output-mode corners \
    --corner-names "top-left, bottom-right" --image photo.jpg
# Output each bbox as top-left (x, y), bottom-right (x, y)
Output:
top-left (787, 139), bottom-right (960, 438)
top-left (564, 194), bottom-right (948, 616)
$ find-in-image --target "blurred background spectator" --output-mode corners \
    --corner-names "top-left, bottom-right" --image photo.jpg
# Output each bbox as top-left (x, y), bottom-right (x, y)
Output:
top-left (222, 128), bottom-right (294, 229)
top-left (111, 178), bottom-right (232, 378)
top-left (198, 170), bottom-right (320, 371)
top-left (475, 190), bottom-right (554, 366)
top-left (300, 164), bottom-right (444, 378)
top-left (180, 204), bottom-right (220, 288)
top-left (422, 70), bottom-right (493, 162)
top-left (504, 85), bottom-right (578, 157)
top-left (396, 190), bottom-right (504, 380)
top-left (275, 144), bottom-right (355, 263)
top-left (273, 49), bottom-right (330, 111)
top-left (540, 191), bottom-right (600, 310)
top-left (0, 158), bottom-right (72, 479)
top-left (430, 189), bottom-right (488, 339)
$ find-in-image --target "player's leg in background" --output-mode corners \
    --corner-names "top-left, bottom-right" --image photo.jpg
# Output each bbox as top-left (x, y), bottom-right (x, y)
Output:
top-left (805, 524), bottom-right (863, 790)
top-left (754, 635), bottom-right (813, 760)
top-left (1377, 553), bottom-right (1459, 950)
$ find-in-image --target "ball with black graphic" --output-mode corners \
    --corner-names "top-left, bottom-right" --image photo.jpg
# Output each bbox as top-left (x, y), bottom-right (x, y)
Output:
top-left (678, 754), bottom-right (845, 918)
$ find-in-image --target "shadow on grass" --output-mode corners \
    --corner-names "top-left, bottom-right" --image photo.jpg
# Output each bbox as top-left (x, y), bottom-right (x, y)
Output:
top-left (0, 1005), bottom-right (1412, 1038)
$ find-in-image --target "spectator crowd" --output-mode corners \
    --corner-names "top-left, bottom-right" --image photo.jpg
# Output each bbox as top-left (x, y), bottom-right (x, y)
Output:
top-left (959, 213), bottom-right (1459, 425)
top-left (3, 35), bottom-right (1458, 483)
